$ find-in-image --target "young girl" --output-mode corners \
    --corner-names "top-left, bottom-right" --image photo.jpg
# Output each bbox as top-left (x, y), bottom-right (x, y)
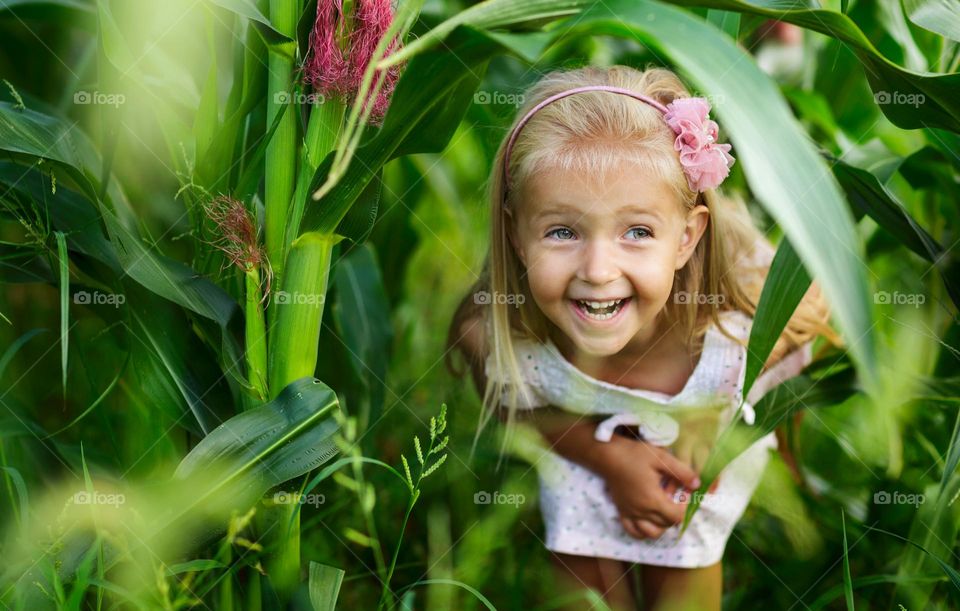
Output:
top-left (447, 65), bottom-right (839, 610)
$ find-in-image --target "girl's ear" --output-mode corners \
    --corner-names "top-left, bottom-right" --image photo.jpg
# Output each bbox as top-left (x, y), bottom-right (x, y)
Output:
top-left (505, 207), bottom-right (527, 267)
top-left (675, 205), bottom-right (710, 270)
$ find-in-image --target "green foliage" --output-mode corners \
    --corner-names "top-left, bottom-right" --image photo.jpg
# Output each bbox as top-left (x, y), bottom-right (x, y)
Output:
top-left (0, 0), bottom-right (958, 608)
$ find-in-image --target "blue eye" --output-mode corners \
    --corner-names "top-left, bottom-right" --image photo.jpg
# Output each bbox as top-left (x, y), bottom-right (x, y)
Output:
top-left (625, 227), bottom-right (652, 240)
top-left (546, 227), bottom-right (575, 240)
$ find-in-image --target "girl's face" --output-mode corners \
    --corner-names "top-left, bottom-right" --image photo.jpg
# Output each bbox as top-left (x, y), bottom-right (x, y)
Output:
top-left (509, 162), bottom-right (709, 359)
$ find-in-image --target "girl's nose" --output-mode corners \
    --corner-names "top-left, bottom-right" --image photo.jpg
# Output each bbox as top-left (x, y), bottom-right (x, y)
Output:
top-left (578, 240), bottom-right (621, 285)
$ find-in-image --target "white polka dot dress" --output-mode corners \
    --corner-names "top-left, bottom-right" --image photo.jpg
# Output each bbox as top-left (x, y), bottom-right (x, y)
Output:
top-left (484, 309), bottom-right (813, 568)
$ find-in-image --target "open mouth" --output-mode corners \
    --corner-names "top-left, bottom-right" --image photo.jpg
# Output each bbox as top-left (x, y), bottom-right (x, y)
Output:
top-left (572, 298), bottom-right (630, 321)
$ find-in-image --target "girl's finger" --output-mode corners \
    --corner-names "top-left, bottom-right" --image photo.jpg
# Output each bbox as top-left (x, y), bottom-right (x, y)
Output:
top-left (658, 449), bottom-right (701, 490)
top-left (635, 519), bottom-right (665, 539)
top-left (621, 516), bottom-right (646, 540)
top-left (662, 476), bottom-right (679, 497)
top-left (639, 507), bottom-right (676, 528)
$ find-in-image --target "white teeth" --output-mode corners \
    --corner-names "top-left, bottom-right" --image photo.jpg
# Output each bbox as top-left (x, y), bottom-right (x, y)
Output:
top-left (583, 299), bottom-right (622, 309)
top-left (575, 298), bottom-right (627, 321)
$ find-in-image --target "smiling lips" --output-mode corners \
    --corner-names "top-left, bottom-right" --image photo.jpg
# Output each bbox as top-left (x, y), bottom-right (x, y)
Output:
top-left (572, 297), bottom-right (630, 321)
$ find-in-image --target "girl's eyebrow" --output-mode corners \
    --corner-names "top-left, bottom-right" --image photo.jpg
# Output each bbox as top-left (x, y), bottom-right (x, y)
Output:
top-left (532, 203), bottom-right (581, 222)
top-left (617, 205), bottom-right (664, 222)
top-left (533, 202), bottom-right (663, 222)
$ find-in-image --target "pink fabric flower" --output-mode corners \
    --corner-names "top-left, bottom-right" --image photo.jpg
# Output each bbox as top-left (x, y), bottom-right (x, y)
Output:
top-left (663, 97), bottom-right (735, 192)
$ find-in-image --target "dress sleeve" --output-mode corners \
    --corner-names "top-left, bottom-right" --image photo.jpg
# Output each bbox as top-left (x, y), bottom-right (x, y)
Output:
top-left (483, 341), bottom-right (549, 410)
top-left (744, 341), bottom-right (813, 406)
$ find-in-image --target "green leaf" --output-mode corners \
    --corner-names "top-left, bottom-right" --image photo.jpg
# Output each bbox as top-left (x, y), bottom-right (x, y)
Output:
top-left (199, 19), bottom-right (268, 194)
top-left (809, 574), bottom-right (946, 611)
top-left (683, 366), bottom-right (859, 528)
top-left (308, 562), bottom-right (345, 611)
top-left (97, 206), bottom-right (241, 328)
top-left (0, 466), bottom-right (29, 526)
top-left (397, 579), bottom-right (497, 610)
top-left (343, 527), bottom-right (375, 547)
top-left (332, 244), bottom-right (393, 428)
top-left (0, 102), bottom-right (101, 201)
top-left (205, 0), bottom-right (293, 44)
top-left (0, 0), bottom-right (95, 26)
top-left (381, 0), bottom-right (587, 67)
top-left (0, 329), bottom-right (46, 380)
top-left (333, 167), bottom-right (384, 245)
top-left (742, 238), bottom-right (811, 397)
top-left (173, 377), bottom-right (341, 518)
top-left (894, 467), bottom-right (960, 607)
top-left (232, 97), bottom-right (289, 202)
top-left (665, 0), bottom-right (960, 132)
top-left (831, 157), bottom-right (960, 309)
top-left (942, 412), bottom-right (960, 492)
top-left (43, 353), bottom-right (128, 438)
top-left (126, 293), bottom-right (226, 435)
top-left (841, 510), bottom-right (855, 610)
top-left (164, 560), bottom-right (226, 575)
top-left (193, 27), bottom-right (221, 180)
top-left (707, 8), bottom-right (740, 39)
top-left (903, 0), bottom-right (960, 42)
top-left (54, 231), bottom-right (68, 393)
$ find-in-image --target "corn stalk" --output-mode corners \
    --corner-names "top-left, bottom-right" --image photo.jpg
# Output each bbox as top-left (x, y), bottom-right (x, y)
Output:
top-left (265, 0), bottom-right (299, 279)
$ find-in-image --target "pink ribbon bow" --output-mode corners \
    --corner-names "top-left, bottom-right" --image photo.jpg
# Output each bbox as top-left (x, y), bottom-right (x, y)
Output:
top-left (663, 97), bottom-right (736, 193)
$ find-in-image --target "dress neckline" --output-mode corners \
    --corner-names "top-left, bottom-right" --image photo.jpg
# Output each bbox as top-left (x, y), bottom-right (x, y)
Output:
top-left (540, 323), bottom-right (718, 404)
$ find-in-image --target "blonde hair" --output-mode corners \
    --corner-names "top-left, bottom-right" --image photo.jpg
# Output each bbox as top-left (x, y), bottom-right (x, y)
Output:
top-left (446, 65), bottom-right (841, 459)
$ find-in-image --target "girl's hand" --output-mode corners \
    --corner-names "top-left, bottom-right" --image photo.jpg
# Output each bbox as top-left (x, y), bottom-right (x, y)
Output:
top-left (671, 406), bottom-right (723, 474)
top-left (670, 406), bottom-right (724, 496)
top-left (596, 434), bottom-right (702, 540)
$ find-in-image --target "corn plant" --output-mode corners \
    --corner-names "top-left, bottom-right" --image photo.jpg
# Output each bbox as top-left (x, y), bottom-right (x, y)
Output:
top-left (0, 0), bottom-right (958, 608)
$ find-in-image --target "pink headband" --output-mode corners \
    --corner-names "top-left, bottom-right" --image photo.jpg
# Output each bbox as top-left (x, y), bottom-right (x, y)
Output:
top-left (502, 85), bottom-right (735, 197)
